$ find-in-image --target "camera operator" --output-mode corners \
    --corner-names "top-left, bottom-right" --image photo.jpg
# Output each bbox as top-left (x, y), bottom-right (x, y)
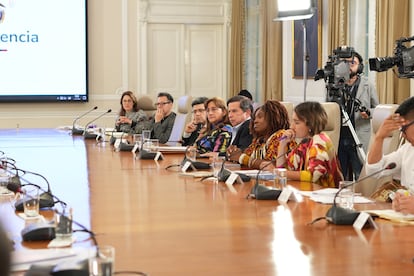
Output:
top-left (330, 49), bottom-right (379, 181)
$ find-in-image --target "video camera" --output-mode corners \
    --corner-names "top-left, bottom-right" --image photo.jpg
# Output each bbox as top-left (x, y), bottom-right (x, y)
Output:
top-left (314, 46), bottom-right (359, 92)
top-left (369, 36), bottom-right (414, 78)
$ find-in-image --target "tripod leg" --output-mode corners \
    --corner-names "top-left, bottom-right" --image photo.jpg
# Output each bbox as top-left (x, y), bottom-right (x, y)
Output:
top-left (340, 107), bottom-right (366, 163)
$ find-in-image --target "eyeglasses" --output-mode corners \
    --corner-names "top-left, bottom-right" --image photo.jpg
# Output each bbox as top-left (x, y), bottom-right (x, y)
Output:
top-left (400, 120), bottom-right (414, 134)
top-left (155, 102), bottom-right (171, 107)
top-left (206, 107), bottom-right (220, 113)
top-left (192, 108), bottom-right (206, 114)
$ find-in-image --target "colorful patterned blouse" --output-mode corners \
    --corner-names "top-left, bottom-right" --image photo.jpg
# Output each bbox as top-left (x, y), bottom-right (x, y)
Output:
top-left (285, 132), bottom-right (343, 187)
top-left (239, 130), bottom-right (294, 167)
top-left (196, 123), bottom-right (232, 154)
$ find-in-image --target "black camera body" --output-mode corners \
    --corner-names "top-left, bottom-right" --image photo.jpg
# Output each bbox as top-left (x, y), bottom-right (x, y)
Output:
top-left (315, 46), bottom-right (370, 116)
top-left (314, 46), bottom-right (357, 91)
top-left (369, 36), bottom-right (414, 78)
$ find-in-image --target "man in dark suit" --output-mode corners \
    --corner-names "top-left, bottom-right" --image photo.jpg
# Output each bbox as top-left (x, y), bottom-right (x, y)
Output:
top-left (227, 95), bottom-right (253, 150)
top-left (181, 97), bottom-right (208, 146)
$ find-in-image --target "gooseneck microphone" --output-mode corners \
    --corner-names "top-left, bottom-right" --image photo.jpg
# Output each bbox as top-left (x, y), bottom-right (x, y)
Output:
top-left (248, 138), bottom-right (311, 200)
top-left (72, 106), bottom-right (98, 135)
top-left (321, 162), bottom-right (397, 225)
top-left (83, 109), bottom-right (112, 139)
top-left (0, 161), bottom-right (58, 210)
top-left (7, 182), bottom-right (66, 211)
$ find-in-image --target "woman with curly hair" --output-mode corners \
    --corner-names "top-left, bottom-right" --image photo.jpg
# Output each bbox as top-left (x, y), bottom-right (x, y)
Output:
top-left (279, 101), bottom-right (343, 187)
top-left (226, 100), bottom-right (293, 169)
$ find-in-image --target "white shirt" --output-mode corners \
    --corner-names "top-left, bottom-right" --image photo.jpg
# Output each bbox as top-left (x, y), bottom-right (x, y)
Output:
top-left (365, 143), bottom-right (414, 192)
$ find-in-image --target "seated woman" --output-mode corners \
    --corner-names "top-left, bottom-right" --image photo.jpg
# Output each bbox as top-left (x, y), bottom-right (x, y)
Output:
top-left (115, 91), bottom-right (150, 134)
top-left (226, 100), bottom-right (292, 169)
top-left (279, 101), bottom-right (343, 187)
top-left (195, 97), bottom-right (232, 156)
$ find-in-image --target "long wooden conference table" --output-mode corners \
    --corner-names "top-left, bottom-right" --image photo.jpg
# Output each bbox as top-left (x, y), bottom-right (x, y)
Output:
top-left (1, 128), bottom-right (414, 275)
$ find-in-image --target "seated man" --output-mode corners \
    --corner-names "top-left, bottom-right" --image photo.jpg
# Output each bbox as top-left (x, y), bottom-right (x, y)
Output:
top-left (366, 96), bottom-right (414, 213)
top-left (227, 95), bottom-right (253, 150)
top-left (151, 92), bottom-right (176, 144)
top-left (181, 97), bottom-right (208, 146)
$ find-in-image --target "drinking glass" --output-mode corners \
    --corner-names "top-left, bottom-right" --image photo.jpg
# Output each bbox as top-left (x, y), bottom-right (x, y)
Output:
top-left (55, 204), bottom-right (73, 240)
top-left (22, 187), bottom-right (40, 217)
top-left (133, 134), bottom-right (142, 149)
top-left (89, 245), bottom-right (115, 276)
top-left (338, 181), bottom-right (354, 209)
top-left (212, 156), bottom-right (225, 178)
top-left (273, 168), bottom-right (287, 189)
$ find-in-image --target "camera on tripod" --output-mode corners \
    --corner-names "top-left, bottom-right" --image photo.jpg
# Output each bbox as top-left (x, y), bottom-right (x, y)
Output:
top-left (314, 46), bottom-right (358, 92)
top-left (369, 36), bottom-right (414, 78)
top-left (314, 46), bottom-right (370, 116)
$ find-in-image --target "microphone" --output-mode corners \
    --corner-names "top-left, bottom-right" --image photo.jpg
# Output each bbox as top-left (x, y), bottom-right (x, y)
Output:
top-left (324, 162), bottom-right (397, 225)
top-left (179, 147), bottom-right (210, 170)
top-left (72, 106), bottom-right (98, 135)
top-left (248, 138), bottom-right (311, 200)
top-left (23, 209), bottom-right (99, 275)
top-left (7, 181), bottom-right (66, 211)
top-left (217, 158), bottom-right (251, 182)
top-left (83, 109), bottom-right (112, 139)
top-left (1, 160), bottom-right (67, 210)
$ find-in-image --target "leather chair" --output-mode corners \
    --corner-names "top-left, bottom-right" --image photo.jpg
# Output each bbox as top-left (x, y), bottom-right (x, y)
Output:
top-left (321, 102), bottom-right (341, 153)
top-left (137, 95), bottom-right (157, 119)
top-left (167, 95), bottom-right (193, 144)
top-left (280, 101), bottom-right (294, 124)
top-left (355, 104), bottom-right (401, 197)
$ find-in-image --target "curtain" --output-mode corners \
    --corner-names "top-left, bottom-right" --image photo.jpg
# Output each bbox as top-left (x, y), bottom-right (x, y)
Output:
top-left (261, 0), bottom-right (283, 101)
top-left (376, 0), bottom-right (410, 104)
top-left (229, 0), bottom-right (245, 97)
top-left (327, 0), bottom-right (348, 55)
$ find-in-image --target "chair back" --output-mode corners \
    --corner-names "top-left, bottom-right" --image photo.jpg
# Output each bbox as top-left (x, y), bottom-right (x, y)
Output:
top-left (355, 104), bottom-right (401, 196)
top-left (137, 95), bottom-right (156, 118)
top-left (321, 102), bottom-right (341, 153)
top-left (280, 101), bottom-right (294, 124)
top-left (168, 95), bottom-right (193, 144)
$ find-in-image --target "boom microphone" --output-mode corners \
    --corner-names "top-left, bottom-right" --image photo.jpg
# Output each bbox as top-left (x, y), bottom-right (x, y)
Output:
top-left (83, 109), bottom-right (112, 139)
top-left (72, 106), bottom-right (98, 135)
top-left (249, 138), bottom-right (310, 200)
top-left (323, 162), bottom-right (397, 225)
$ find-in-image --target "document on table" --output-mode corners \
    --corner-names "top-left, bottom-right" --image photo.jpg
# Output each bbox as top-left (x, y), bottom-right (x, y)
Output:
top-left (300, 188), bottom-right (374, 204)
top-left (366, 209), bottom-right (414, 222)
top-left (11, 247), bottom-right (92, 272)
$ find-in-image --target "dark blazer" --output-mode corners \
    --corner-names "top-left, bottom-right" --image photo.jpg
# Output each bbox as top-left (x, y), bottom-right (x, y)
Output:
top-left (181, 123), bottom-right (203, 146)
top-left (231, 119), bottom-right (252, 150)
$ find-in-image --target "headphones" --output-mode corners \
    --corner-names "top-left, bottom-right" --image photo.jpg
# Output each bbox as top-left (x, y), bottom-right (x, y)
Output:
top-left (353, 51), bottom-right (364, 75)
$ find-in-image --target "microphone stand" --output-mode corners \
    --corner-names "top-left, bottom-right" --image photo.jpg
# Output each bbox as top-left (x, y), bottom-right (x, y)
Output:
top-left (248, 137), bottom-right (311, 199)
top-left (0, 161), bottom-right (59, 210)
top-left (72, 106), bottom-right (98, 135)
top-left (83, 109), bottom-right (112, 139)
top-left (317, 162), bottom-right (397, 225)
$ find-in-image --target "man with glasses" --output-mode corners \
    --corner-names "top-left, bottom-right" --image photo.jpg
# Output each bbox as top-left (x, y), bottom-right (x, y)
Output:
top-left (330, 48), bottom-right (379, 181)
top-left (151, 92), bottom-right (176, 144)
top-left (181, 97), bottom-right (208, 146)
top-left (366, 96), bottom-right (414, 214)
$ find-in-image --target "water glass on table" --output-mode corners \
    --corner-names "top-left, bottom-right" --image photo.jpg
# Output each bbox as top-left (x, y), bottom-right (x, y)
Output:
top-left (338, 180), bottom-right (354, 209)
top-left (133, 134), bottom-right (142, 149)
top-left (89, 245), bottom-right (115, 276)
top-left (55, 204), bottom-right (73, 241)
top-left (273, 168), bottom-right (287, 189)
top-left (22, 187), bottom-right (40, 217)
top-left (212, 155), bottom-right (225, 178)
